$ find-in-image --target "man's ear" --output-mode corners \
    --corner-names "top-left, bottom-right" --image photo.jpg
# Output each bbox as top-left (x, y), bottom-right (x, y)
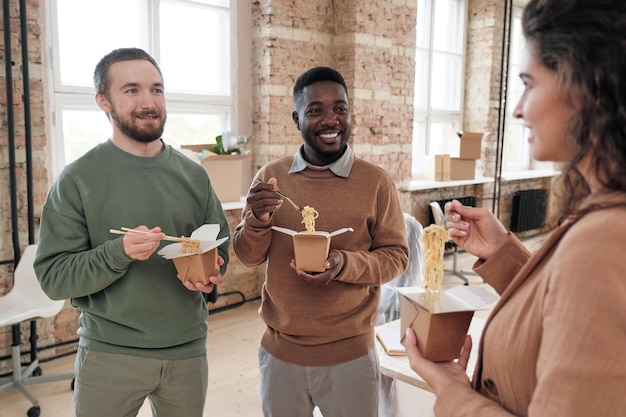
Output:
top-left (95, 93), bottom-right (111, 113)
top-left (292, 110), bottom-right (301, 131)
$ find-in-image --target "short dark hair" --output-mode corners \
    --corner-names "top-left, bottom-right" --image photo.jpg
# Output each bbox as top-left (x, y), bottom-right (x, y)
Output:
top-left (93, 48), bottom-right (163, 98)
top-left (293, 67), bottom-right (348, 106)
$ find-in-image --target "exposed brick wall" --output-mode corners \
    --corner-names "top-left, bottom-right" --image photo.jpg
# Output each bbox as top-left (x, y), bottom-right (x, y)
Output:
top-left (465, 0), bottom-right (507, 176)
top-left (0, 0), bottom-right (64, 372)
top-left (1, 0), bottom-right (547, 375)
top-left (250, 0), bottom-right (416, 182)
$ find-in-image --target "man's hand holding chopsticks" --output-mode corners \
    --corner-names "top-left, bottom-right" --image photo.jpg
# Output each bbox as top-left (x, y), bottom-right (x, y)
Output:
top-left (120, 226), bottom-right (165, 261)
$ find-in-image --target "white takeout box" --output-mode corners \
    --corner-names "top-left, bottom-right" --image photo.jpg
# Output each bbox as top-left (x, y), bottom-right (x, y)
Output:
top-left (158, 224), bottom-right (229, 285)
top-left (271, 226), bottom-right (353, 272)
top-left (398, 286), bottom-right (498, 361)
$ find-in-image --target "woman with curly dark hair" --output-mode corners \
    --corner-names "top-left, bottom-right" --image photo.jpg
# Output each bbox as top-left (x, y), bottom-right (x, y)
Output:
top-left (403, 0), bottom-right (626, 415)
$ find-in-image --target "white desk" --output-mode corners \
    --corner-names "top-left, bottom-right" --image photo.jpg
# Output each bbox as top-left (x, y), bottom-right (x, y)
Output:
top-left (376, 316), bottom-right (487, 417)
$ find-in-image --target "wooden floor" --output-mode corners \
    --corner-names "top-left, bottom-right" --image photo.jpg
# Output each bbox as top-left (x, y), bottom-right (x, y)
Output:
top-left (0, 236), bottom-right (544, 417)
top-left (0, 300), bottom-right (266, 417)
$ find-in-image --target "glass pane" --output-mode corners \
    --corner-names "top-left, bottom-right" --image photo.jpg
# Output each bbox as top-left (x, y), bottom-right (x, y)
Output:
top-left (159, 1), bottom-right (230, 95)
top-left (416, 0), bottom-right (431, 48)
top-left (192, 0), bottom-right (229, 6)
top-left (432, 0), bottom-right (464, 53)
top-left (56, 0), bottom-right (145, 87)
top-left (62, 109), bottom-right (112, 166)
top-left (162, 113), bottom-right (224, 148)
top-left (503, 10), bottom-right (530, 171)
top-left (428, 120), bottom-right (460, 155)
top-left (412, 119), bottom-right (426, 155)
top-left (412, 119), bottom-right (427, 176)
top-left (509, 13), bottom-right (523, 66)
top-left (61, 109), bottom-right (224, 167)
top-left (503, 121), bottom-right (529, 169)
top-left (430, 52), bottom-right (462, 111)
top-left (507, 14), bottom-right (525, 111)
top-left (414, 49), bottom-right (429, 110)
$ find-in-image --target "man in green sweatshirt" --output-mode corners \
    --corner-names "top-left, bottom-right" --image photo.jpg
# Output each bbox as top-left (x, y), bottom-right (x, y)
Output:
top-left (34, 47), bottom-right (230, 417)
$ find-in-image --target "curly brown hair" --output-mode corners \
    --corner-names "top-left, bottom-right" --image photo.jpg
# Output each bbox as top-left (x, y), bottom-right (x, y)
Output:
top-left (522, 0), bottom-right (626, 224)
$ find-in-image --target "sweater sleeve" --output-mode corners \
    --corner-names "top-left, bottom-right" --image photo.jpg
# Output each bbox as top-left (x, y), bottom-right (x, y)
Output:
top-left (435, 382), bottom-right (517, 417)
top-left (333, 176), bottom-right (409, 287)
top-left (233, 207), bottom-right (275, 267)
top-left (34, 175), bottom-right (133, 300)
top-left (472, 233), bottom-right (531, 295)
top-left (435, 210), bottom-right (626, 417)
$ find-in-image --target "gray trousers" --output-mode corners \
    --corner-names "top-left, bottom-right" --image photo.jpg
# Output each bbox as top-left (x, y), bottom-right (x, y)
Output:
top-left (73, 347), bottom-right (208, 417)
top-left (259, 345), bottom-right (380, 417)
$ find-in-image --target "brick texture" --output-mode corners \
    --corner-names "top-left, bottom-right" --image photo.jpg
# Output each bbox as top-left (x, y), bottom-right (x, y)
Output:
top-left (1, 0), bottom-right (548, 375)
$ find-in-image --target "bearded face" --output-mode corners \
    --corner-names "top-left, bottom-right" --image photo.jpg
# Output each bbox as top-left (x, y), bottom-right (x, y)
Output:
top-left (109, 107), bottom-right (166, 143)
top-left (96, 59), bottom-right (168, 145)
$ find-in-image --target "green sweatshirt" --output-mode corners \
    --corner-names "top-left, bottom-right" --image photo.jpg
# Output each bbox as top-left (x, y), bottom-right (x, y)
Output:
top-left (34, 140), bottom-right (230, 360)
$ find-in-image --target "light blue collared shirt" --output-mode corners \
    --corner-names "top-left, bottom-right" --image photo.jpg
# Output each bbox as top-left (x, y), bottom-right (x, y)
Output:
top-left (288, 145), bottom-right (354, 178)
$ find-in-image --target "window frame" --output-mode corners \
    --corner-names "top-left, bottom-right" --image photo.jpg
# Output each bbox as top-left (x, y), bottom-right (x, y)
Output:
top-left (412, 0), bottom-right (468, 178)
top-left (502, 6), bottom-right (532, 172)
top-left (45, 0), bottom-right (236, 179)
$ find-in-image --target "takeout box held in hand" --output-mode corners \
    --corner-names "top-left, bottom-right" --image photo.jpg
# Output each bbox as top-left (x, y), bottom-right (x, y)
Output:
top-left (271, 226), bottom-right (354, 273)
top-left (398, 286), bottom-right (497, 361)
top-left (157, 224), bottom-right (229, 285)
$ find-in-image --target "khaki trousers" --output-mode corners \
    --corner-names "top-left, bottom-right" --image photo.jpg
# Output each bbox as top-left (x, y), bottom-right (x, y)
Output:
top-left (73, 347), bottom-right (208, 417)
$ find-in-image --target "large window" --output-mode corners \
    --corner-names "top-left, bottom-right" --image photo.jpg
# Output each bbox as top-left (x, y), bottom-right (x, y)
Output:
top-left (502, 8), bottom-right (531, 172)
top-left (413, 0), bottom-right (467, 178)
top-left (47, 0), bottom-right (233, 178)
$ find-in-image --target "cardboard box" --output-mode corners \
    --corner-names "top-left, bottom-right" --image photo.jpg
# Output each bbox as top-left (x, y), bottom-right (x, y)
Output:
top-left (157, 224), bottom-right (229, 285)
top-left (271, 226), bottom-right (354, 273)
top-left (458, 131), bottom-right (485, 160)
top-left (448, 158), bottom-right (476, 181)
top-left (425, 154), bottom-right (451, 181)
top-left (398, 286), bottom-right (497, 361)
top-left (181, 145), bottom-right (250, 203)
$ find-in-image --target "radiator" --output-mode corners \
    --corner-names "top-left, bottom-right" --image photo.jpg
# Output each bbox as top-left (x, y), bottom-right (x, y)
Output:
top-left (428, 196), bottom-right (477, 226)
top-left (510, 189), bottom-right (548, 233)
top-left (428, 197), bottom-right (476, 250)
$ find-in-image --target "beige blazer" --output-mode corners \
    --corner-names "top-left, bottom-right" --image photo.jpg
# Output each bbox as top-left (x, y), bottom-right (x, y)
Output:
top-left (433, 194), bottom-right (626, 417)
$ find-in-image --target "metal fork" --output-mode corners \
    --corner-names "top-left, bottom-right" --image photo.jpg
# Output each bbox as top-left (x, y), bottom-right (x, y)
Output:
top-left (275, 190), bottom-right (303, 213)
top-left (253, 179), bottom-right (303, 213)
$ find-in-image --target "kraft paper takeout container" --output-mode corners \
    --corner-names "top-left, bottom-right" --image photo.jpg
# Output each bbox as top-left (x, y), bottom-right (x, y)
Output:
top-left (271, 226), bottom-right (353, 273)
top-left (398, 286), bottom-right (498, 361)
top-left (157, 224), bottom-right (229, 285)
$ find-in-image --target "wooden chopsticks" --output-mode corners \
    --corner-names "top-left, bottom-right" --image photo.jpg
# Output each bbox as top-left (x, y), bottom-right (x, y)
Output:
top-left (109, 227), bottom-right (197, 243)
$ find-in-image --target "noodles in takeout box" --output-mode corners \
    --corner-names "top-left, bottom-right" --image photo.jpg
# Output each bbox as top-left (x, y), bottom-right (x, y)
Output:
top-left (157, 224), bottom-right (229, 285)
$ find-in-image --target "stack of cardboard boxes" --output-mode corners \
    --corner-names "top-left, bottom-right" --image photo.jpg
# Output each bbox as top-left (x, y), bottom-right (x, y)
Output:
top-left (427, 132), bottom-right (487, 181)
top-left (180, 144), bottom-right (251, 203)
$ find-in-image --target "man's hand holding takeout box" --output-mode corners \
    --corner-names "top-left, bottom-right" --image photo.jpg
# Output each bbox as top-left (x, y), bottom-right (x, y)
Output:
top-left (178, 255), bottom-right (225, 294)
top-left (157, 224), bottom-right (229, 294)
top-left (111, 224), bottom-right (228, 295)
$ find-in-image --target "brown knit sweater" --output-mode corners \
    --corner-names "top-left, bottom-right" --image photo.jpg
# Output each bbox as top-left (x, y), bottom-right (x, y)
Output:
top-left (233, 155), bottom-right (409, 366)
